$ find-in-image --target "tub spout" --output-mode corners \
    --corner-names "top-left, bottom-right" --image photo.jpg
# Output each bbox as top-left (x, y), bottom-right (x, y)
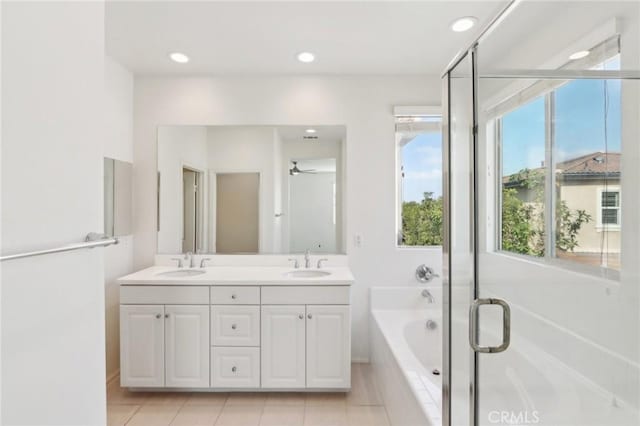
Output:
top-left (421, 289), bottom-right (435, 303)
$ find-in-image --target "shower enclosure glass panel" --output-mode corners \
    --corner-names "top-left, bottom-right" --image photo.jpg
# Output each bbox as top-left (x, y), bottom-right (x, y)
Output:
top-left (443, 1), bottom-right (640, 425)
top-left (443, 51), bottom-right (475, 426)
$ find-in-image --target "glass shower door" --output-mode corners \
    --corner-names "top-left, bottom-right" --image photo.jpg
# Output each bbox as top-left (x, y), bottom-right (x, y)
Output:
top-left (443, 2), bottom-right (640, 425)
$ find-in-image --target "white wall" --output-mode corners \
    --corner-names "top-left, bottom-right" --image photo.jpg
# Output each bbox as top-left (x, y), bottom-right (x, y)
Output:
top-left (282, 139), bottom-right (343, 253)
top-left (1, 2), bottom-right (107, 424)
top-left (207, 126), bottom-right (277, 253)
top-left (289, 172), bottom-right (337, 253)
top-left (103, 56), bottom-right (134, 382)
top-left (133, 76), bottom-right (442, 360)
top-left (157, 126), bottom-right (208, 253)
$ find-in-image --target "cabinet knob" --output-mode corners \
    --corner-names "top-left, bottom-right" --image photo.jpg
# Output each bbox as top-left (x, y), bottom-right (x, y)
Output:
top-left (298, 314), bottom-right (304, 320)
top-left (231, 324), bottom-right (237, 330)
top-left (231, 366), bottom-right (237, 373)
top-left (156, 314), bottom-right (162, 319)
top-left (165, 313), bottom-right (169, 318)
top-left (231, 294), bottom-right (237, 300)
top-left (307, 314), bottom-right (313, 319)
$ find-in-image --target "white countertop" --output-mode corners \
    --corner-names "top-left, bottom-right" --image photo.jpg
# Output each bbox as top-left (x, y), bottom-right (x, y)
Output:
top-left (118, 266), bottom-right (355, 286)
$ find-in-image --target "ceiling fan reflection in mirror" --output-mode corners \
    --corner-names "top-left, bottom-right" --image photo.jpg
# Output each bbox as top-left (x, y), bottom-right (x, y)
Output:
top-left (289, 161), bottom-right (316, 176)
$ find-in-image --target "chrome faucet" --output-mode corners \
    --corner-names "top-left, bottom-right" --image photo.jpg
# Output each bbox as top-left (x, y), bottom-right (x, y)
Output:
top-left (304, 249), bottom-right (311, 269)
top-left (200, 258), bottom-right (212, 268)
top-left (317, 258), bottom-right (328, 269)
top-left (421, 289), bottom-right (435, 303)
top-left (184, 251), bottom-right (195, 268)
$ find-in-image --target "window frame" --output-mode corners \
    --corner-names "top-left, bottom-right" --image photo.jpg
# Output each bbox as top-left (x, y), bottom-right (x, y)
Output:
top-left (492, 54), bottom-right (621, 279)
top-left (393, 106), bottom-right (443, 249)
top-left (596, 186), bottom-right (621, 230)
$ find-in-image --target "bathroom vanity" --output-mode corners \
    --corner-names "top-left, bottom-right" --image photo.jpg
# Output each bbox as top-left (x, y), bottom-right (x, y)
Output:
top-left (117, 265), bottom-right (353, 391)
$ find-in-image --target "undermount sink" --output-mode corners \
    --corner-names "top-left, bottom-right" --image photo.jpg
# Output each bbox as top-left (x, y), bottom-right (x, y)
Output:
top-left (285, 270), bottom-right (332, 278)
top-left (157, 269), bottom-right (206, 277)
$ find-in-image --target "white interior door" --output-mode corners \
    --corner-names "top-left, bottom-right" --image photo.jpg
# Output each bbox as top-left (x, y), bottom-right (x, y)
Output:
top-left (306, 305), bottom-right (350, 388)
top-left (261, 305), bottom-right (306, 388)
top-left (165, 305), bottom-right (210, 388)
top-left (120, 305), bottom-right (165, 387)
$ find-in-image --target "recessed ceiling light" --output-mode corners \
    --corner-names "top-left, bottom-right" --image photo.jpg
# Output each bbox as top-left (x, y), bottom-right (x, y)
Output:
top-left (169, 52), bottom-right (189, 63)
top-left (569, 50), bottom-right (590, 60)
top-left (296, 52), bottom-right (315, 63)
top-left (305, 128), bottom-right (317, 134)
top-left (451, 16), bottom-right (478, 32)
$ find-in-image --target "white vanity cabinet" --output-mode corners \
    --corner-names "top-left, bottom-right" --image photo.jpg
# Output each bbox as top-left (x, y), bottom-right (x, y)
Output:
top-left (120, 305), bottom-right (165, 387)
top-left (306, 305), bottom-right (351, 388)
top-left (261, 304), bottom-right (351, 389)
top-left (119, 279), bottom-right (352, 391)
top-left (261, 305), bottom-right (307, 388)
top-left (120, 286), bottom-right (210, 388)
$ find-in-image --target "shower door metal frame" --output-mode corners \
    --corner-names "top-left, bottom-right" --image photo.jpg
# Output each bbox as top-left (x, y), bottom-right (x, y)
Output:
top-left (441, 2), bottom-right (520, 426)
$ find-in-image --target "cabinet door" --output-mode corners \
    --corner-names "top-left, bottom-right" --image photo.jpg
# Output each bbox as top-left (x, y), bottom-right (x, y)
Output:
top-left (165, 305), bottom-right (210, 388)
top-left (120, 305), bottom-right (165, 387)
top-left (261, 305), bottom-right (306, 388)
top-left (306, 305), bottom-right (351, 388)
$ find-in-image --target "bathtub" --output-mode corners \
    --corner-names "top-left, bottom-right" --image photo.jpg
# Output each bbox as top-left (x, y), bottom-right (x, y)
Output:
top-left (370, 286), bottom-right (442, 426)
top-left (370, 286), bottom-right (640, 426)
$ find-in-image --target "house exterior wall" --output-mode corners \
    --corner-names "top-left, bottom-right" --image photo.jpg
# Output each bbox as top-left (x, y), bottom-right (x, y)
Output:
top-left (559, 180), bottom-right (621, 254)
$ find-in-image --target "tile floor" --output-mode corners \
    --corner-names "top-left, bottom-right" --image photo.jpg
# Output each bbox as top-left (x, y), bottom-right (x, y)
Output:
top-left (107, 363), bottom-right (390, 426)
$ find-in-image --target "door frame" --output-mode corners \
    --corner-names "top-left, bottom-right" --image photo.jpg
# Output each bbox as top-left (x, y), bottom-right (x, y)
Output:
top-left (181, 163), bottom-right (206, 254)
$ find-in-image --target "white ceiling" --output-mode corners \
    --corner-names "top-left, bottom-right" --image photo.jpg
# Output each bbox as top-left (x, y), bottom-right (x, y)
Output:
top-left (105, 1), bottom-right (508, 75)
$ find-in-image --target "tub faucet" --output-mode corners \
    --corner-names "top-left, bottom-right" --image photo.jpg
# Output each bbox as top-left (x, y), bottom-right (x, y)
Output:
top-left (304, 249), bottom-right (311, 269)
top-left (421, 289), bottom-right (435, 303)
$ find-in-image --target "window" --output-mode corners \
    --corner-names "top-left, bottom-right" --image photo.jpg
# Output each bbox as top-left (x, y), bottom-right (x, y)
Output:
top-left (598, 189), bottom-right (620, 227)
top-left (499, 96), bottom-right (547, 257)
top-left (395, 112), bottom-right (443, 247)
top-left (496, 52), bottom-right (622, 272)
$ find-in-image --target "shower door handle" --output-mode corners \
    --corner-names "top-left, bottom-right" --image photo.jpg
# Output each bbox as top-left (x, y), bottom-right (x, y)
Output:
top-left (469, 298), bottom-right (511, 353)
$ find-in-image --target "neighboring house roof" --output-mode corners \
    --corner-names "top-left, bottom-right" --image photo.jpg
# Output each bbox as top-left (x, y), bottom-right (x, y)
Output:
top-left (503, 152), bottom-right (621, 185)
top-left (557, 152), bottom-right (620, 176)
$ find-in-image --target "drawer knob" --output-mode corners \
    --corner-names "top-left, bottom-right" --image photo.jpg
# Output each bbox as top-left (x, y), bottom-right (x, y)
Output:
top-left (231, 366), bottom-right (237, 373)
top-left (231, 294), bottom-right (237, 300)
top-left (231, 324), bottom-right (237, 330)
top-left (307, 314), bottom-right (313, 319)
top-left (298, 314), bottom-right (304, 320)
top-left (156, 314), bottom-right (162, 319)
top-left (165, 313), bottom-right (170, 319)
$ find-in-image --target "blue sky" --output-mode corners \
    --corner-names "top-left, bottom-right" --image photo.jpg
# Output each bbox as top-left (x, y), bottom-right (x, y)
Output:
top-left (502, 56), bottom-right (622, 176)
top-left (401, 56), bottom-right (622, 202)
top-left (401, 132), bottom-right (442, 201)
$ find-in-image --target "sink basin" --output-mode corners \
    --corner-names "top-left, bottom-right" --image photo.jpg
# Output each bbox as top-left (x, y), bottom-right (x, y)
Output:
top-left (284, 270), bottom-right (331, 278)
top-left (157, 269), bottom-right (206, 277)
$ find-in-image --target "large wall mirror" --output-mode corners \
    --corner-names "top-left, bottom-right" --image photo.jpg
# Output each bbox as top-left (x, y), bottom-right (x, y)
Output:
top-left (157, 125), bottom-right (346, 255)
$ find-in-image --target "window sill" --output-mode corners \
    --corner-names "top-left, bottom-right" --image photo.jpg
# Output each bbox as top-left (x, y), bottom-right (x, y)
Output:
top-left (596, 226), bottom-right (621, 232)
top-left (493, 250), bottom-right (621, 282)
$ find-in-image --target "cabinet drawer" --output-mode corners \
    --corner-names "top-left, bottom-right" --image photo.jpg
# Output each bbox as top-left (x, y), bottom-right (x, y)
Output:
top-left (261, 286), bottom-right (350, 305)
top-left (211, 306), bottom-right (260, 346)
top-left (120, 286), bottom-right (209, 305)
top-left (211, 286), bottom-right (260, 305)
top-left (211, 347), bottom-right (260, 388)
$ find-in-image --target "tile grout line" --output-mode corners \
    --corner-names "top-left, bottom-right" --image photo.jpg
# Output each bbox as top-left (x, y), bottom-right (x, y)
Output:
top-left (123, 405), bottom-right (142, 426)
